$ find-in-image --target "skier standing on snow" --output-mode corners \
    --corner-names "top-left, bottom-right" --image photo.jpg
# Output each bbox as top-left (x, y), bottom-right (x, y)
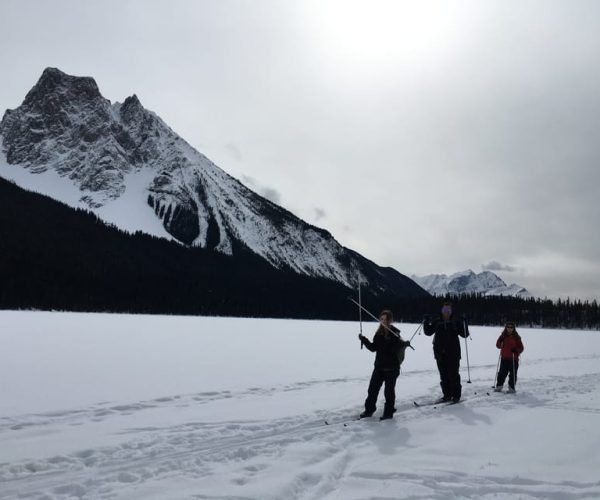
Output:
top-left (423, 302), bottom-right (469, 403)
top-left (358, 310), bottom-right (411, 420)
top-left (494, 322), bottom-right (524, 393)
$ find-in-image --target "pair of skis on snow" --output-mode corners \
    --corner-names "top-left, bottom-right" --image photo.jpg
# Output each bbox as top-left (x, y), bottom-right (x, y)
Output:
top-left (324, 397), bottom-right (463, 425)
top-left (414, 388), bottom-right (516, 409)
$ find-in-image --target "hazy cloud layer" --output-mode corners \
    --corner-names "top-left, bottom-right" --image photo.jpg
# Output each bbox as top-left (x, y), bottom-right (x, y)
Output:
top-left (241, 175), bottom-right (282, 205)
top-left (313, 207), bottom-right (326, 222)
top-left (1, 0), bottom-right (599, 299)
top-left (224, 143), bottom-right (242, 161)
top-left (482, 261), bottom-right (520, 273)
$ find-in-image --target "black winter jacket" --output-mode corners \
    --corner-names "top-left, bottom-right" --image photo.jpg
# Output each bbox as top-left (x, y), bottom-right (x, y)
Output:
top-left (361, 326), bottom-right (409, 371)
top-left (423, 317), bottom-right (468, 360)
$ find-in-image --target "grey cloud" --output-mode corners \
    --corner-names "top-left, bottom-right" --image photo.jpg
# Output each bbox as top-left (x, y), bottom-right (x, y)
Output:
top-left (482, 261), bottom-right (520, 273)
top-left (224, 143), bottom-right (242, 161)
top-left (313, 207), bottom-right (326, 221)
top-left (260, 187), bottom-right (281, 205)
top-left (241, 175), bottom-right (281, 204)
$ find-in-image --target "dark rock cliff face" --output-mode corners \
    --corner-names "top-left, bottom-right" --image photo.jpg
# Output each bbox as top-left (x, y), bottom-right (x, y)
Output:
top-left (0, 67), bottom-right (429, 299)
top-left (148, 192), bottom-right (200, 245)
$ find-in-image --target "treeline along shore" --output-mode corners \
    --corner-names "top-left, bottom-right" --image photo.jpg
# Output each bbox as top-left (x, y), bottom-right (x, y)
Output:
top-left (1, 177), bottom-right (598, 329)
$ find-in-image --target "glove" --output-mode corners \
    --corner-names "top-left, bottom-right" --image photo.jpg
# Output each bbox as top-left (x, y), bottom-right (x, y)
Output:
top-left (405, 340), bottom-right (411, 348)
top-left (358, 334), bottom-right (366, 342)
top-left (423, 314), bottom-right (431, 323)
top-left (511, 348), bottom-right (518, 353)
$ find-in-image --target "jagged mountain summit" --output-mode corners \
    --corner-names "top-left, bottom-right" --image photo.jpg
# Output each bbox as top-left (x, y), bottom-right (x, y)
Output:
top-left (0, 67), bottom-right (426, 298)
top-left (411, 270), bottom-right (531, 298)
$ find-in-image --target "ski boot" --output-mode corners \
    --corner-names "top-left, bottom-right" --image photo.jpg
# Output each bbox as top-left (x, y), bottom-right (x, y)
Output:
top-left (380, 407), bottom-right (396, 420)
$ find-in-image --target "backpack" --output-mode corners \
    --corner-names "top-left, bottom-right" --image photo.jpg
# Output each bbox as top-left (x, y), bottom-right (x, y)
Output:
top-left (396, 337), bottom-right (408, 365)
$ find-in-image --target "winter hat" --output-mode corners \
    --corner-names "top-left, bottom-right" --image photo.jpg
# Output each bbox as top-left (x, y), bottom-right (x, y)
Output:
top-left (441, 303), bottom-right (452, 315)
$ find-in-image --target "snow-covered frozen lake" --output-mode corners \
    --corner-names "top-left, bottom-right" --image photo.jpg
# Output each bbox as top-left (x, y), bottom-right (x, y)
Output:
top-left (1, 311), bottom-right (600, 499)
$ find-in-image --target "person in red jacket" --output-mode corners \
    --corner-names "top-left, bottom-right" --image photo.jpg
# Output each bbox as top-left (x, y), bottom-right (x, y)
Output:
top-left (494, 322), bottom-right (524, 393)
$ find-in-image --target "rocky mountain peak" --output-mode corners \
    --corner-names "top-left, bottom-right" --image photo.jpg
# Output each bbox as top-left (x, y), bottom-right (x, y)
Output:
top-left (120, 94), bottom-right (145, 123)
top-left (0, 68), bottom-right (132, 205)
top-left (23, 67), bottom-right (103, 108)
top-left (122, 94), bottom-right (142, 107)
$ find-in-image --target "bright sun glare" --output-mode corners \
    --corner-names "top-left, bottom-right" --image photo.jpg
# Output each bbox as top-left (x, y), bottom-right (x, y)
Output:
top-left (310, 0), bottom-right (466, 69)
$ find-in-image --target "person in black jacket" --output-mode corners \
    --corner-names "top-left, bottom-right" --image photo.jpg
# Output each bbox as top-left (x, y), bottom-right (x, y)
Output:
top-left (358, 310), bottom-right (411, 420)
top-left (423, 302), bottom-right (468, 403)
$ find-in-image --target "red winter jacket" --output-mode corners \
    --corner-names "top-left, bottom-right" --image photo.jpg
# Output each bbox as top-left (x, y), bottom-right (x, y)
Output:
top-left (496, 333), bottom-right (524, 360)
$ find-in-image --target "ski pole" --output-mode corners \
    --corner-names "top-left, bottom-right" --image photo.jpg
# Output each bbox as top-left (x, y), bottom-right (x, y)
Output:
top-left (512, 352), bottom-right (516, 390)
top-left (409, 322), bottom-right (423, 343)
top-left (463, 318), bottom-right (471, 383)
top-left (348, 297), bottom-right (415, 350)
top-left (493, 351), bottom-right (501, 388)
top-left (358, 280), bottom-right (363, 350)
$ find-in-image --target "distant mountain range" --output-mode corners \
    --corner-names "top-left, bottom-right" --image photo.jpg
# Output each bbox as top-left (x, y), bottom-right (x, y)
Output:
top-left (411, 270), bottom-right (531, 298)
top-left (0, 67), bottom-right (427, 313)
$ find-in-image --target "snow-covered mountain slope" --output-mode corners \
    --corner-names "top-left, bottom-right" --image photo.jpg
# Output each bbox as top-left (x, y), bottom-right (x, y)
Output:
top-left (412, 269), bottom-right (531, 297)
top-left (0, 68), bottom-right (425, 297)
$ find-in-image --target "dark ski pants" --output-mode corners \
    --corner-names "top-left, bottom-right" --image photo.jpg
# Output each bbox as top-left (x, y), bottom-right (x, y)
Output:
top-left (364, 368), bottom-right (399, 416)
top-left (496, 358), bottom-right (519, 389)
top-left (435, 355), bottom-right (461, 400)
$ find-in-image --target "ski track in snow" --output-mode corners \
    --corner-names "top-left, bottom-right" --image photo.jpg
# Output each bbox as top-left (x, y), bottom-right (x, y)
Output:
top-left (2, 353), bottom-right (600, 499)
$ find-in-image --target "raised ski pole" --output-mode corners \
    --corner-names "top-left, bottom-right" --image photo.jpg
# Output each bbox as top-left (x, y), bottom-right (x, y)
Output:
top-left (463, 317), bottom-right (472, 383)
top-left (348, 297), bottom-right (415, 350)
top-left (358, 280), bottom-right (363, 350)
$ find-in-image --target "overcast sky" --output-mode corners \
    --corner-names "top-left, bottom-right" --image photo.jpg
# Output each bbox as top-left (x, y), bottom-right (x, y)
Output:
top-left (1, 0), bottom-right (599, 300)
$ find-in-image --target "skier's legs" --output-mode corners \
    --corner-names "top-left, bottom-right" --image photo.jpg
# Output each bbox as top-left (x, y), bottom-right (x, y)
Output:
top-left (382, 369), bottom-right (400, 416)
top-left (364, 369), bottom-right (385, 413)
top-left (436, 356), bottom-right (450, 398)
top-left (508, 360), bottom-right (519, 389)
top-left (446, 356), bottom-right (462, 400)
top-left (496, 360), bottom-right (510, 387)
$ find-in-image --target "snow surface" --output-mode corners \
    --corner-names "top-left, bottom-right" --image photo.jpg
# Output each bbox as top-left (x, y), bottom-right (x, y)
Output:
top-left (1, 311), bottom-right (600, 499)
top-left (0, 141), bottom-right (84, 210)
top-left (94, 167), bottom-right (173, 240)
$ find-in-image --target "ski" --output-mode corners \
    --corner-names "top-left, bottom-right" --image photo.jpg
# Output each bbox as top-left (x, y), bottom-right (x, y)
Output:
top-left (413, 398), bottom-right (463, 408)
top-left (413, 399), bottom-right (449, 408)
top-left (324, 416), bottom-right (360, 426)
top-left (325, 413), bottom-right (395, 425)
top-left (413, 400), bottom-right (436, 408)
